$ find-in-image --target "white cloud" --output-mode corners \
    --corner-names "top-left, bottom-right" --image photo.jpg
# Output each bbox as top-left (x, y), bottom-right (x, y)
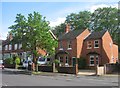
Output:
top-left (1, 0), bottom-right (119, 2)
top-left (89, 4), bottom-right (118, 12)
top-left (0, 30), bottom-right (8, 40)
top-left (49, 17), bottom-right (66, 27)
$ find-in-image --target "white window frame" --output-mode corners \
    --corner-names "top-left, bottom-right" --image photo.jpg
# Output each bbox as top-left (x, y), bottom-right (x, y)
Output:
top-left (59, 56), bottom-right (63, 63)
top-left (65, 56), bottom-right (68, 63)
top-left (67, 41), bottom-right (72, 50)
top-left (96, 56), bottom-right (99, 65)
top-left (90, 56), bottom-right (94, 66)
top-left (94, 40), bottom-right (99, 48)
top-left (87, 41), bottom-right (92, 49)
top-left (14, 44), bottom-right (18, 50)
top-left (59, 41), bottom-right (63, 50)
top-left (111, 56), bottom-right (114, 63)
top-left (5, 45), bottom-right (8, 50)
top-left (19, 43), bottom-right (22, 49)
top-left (9, 44), bottom-right (12, 50)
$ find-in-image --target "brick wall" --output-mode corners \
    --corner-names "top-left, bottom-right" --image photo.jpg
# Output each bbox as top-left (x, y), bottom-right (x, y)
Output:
top-left (76, 29), bottom-right (90, 58)
top-left (102, 31), bottom-right (118, 63)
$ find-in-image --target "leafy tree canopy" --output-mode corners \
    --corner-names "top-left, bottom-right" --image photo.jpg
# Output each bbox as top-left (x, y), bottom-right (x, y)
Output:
top-left (9, 11), bottom-right (57, 57)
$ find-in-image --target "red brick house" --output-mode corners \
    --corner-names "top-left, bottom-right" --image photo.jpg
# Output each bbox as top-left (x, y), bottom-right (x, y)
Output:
top-left (56, 25), bottom-right (118, 68)
top-left (56, 24), bottom-right (90, 66)
top-left (81, 30), bottom-right (118, 68)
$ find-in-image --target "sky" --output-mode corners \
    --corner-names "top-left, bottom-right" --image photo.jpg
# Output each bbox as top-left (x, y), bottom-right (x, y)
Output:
top-left (0, 0), bottom-right (119, 40)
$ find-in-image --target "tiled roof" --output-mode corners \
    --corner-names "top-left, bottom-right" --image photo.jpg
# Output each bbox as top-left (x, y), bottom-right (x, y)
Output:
top-left (85, 30), bottom-right (107, 40)
top-left (58, 29), bottom-right (85, 40)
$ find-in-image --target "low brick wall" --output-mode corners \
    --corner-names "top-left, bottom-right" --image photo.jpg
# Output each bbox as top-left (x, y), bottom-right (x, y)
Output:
top-left (104, 63), bottom-right (120, 74)
top-left (28, 65), bottom-right (53, 72)
top-left (4, 64), bottom-right (15, 68)
top-left (38, 65), bottom-right (53, 72)
top-left (57, 65), bottom-right (78, 74)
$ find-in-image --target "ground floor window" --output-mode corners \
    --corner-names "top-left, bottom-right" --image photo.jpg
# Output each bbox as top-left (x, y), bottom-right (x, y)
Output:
top-left (65, 56), bottom-right (69, 66)
top-left (96, 56), bottom-right (99, 65)
top-left (3, 53), bottom-right (11, 59)
top-left (65, 56), bottom-right (68, 63)
top-left (90, 56), bottom-right (94, 66)
top-left (59, 56), bottom-right (63, 63)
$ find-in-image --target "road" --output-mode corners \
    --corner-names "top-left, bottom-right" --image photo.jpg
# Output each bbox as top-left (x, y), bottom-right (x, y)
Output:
top-left (1, 69), bottom-right (119, 86)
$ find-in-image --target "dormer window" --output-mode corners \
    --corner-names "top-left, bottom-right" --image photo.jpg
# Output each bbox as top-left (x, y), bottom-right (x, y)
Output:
top-left (94, 40), bottom-right (99, 48)
top-left (59, 41), bottom-right (63, 50)
top-left (67, 41), bottom-right (72, 50)
top-left (87, 41), bottom-right (92, 49)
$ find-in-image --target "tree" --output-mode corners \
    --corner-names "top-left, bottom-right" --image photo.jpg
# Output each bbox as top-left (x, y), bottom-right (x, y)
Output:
top-left (52, 11), bottom-right (91, 38)
top-left (90, 7), bottom-right (119, 42)
top-left (52, 23), bottom-right (66, 38)
top-left (65, 11), bottom-right (91, 30)
top-left (9, 12), bottom-right (57, 70)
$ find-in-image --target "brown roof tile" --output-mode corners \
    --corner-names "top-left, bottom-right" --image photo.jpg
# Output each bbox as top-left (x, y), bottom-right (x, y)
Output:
top-left (58, 29), bottom-right (85, 40)
top-left (85, 30), bottom-right (107, 40)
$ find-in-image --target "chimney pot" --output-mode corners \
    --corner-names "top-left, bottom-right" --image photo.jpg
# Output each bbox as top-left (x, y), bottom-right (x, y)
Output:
top-left (65, 24), bottom-right (70, 33)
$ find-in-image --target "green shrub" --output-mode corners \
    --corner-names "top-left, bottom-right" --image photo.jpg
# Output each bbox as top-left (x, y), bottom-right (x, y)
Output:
top-left (15, 57), bottom-right (20, 65)
top-left (4, 58), bottom-right (14, 65)
top-left (54, 59), bottom-right (60, 64)
top-left (78, 57), bottom-right (86, 69)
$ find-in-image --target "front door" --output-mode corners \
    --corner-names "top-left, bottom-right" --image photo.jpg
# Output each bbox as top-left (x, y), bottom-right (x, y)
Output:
top-left (72, 57), bottom-right (76, 67)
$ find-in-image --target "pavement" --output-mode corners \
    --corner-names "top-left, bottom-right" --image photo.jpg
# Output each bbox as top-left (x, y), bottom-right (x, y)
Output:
top-left (78, 70), bottom-right (96, 76)
top-left (2, 68), bottom-right (119, 77)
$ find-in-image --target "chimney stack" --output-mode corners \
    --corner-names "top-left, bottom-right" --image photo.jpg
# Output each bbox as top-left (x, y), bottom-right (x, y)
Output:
top-left (65, 24), bottom-right (70, 33)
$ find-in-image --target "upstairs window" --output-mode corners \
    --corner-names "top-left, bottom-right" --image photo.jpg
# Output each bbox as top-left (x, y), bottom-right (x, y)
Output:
top-left (9, 44), bottom-right (12, 50)
top-left (14, 44), bottom-right (18, 50)
top-left (94, 40), bottom-right (99, 48)
top-left (68, 41), bottom-right (72, 50)
top-left (5, 45), bottom-right (8, 50)
top-left (59, 41), bottom-right (63, 50)
top-left (19, 43), bottom-right (22, 49)
top-left (87, 41), bottom-right (92, 49)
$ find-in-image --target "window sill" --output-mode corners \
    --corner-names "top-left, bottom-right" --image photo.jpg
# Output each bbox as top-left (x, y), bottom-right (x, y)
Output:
top-left (94, 47), bottom-right (99, 48)
top-left (67, 48), bottom-right (72, 50)
top-left (89, 64), bottom-right (95, 66)
top-left (59, 48), bottom-right (63, 50)
top-left (87, 48), bottom-right (92, 49)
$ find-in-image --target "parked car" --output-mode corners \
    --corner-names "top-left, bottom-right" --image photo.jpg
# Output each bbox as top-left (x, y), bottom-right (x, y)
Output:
top-left (0, 60), bottom-right (4, 69)
top-left (23, 60), bottom-right (32, 68)
top-left (37, 57), bottom-right (50, 65)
